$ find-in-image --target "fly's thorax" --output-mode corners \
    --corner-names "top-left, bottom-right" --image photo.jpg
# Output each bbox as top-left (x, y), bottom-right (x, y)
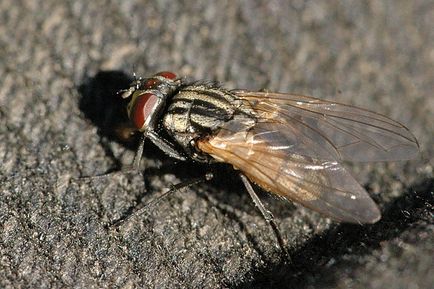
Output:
top-left (163, 85), bottom-right (245, 137)
top-left (161, 84), bottom-right (257, 161)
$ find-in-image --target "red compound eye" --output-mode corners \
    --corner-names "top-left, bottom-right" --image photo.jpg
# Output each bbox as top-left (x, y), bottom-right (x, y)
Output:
top-left (131, 93), bottom-right (159, 130)
top-left (142, 72), bottom-right (176, 90)
top-left (156, 71), bottom-right (177, 80)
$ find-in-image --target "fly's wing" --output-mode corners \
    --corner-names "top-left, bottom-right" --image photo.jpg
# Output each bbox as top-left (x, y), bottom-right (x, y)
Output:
top-left (233, 91), bottom-right (419, 162)
top-left (197, 91), bottom-right (419, 223)
top-left (197, 119), bottom-right (381, 223)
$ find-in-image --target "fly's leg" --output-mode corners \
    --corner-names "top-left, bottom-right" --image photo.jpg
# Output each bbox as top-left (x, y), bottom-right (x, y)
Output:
top-left (239, 173), bottom-right (289, 260)
top-left (132, 134), bottom-right (146, 169)
top-left (77, 134), bottom-right (146, 180)
top-left (128, 128), bottom-right (186, 170)
top-left (145, 130), bottom-right (187, 161)
top-left (109, 172), bottom-right (214, 228)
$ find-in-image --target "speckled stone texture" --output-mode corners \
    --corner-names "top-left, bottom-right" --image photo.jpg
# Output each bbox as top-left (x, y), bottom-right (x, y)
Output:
top-left (0, 1), bottom-right (433, 288)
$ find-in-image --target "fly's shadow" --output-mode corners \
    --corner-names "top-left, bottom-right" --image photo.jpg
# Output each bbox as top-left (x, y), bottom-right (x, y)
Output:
top-left (79, 71), bottom-right (136, 149)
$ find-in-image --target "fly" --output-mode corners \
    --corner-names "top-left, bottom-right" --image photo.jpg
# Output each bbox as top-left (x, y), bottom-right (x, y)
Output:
top-left (120, 71), bottom-right (419, 251)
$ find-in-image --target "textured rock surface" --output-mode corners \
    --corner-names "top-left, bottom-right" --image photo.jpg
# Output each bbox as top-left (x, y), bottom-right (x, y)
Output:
top-left (0, 1), bottom-right (433, 288)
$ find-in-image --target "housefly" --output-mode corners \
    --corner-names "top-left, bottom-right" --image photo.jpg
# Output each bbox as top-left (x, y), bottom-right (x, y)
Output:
top-left (120, 71), bottom-right (419, 250)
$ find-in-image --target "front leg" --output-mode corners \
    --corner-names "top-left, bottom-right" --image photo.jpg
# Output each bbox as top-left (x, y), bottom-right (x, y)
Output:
top-left (146, 130), bottom-right (187, 161)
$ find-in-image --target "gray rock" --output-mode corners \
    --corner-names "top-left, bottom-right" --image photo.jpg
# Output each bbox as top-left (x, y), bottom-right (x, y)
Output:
top-left (0, 1), bottom-right (432, 288)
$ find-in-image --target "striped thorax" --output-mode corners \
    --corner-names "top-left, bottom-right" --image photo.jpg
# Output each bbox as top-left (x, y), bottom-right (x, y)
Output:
top-left (163, 84), bottom-right (254, 152)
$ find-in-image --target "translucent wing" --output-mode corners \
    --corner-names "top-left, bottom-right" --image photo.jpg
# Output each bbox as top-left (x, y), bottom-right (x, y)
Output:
top-left (197, 118), bottom-right (381, 223)
top-left (233, 91), bottom-right (419, 162)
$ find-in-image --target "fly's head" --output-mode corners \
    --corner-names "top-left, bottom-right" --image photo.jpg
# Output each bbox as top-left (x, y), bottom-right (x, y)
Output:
top-left (121, 71), bottom-right (181, 132)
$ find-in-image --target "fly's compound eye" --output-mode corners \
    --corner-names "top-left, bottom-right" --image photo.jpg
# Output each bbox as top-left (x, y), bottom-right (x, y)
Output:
top-left (155, 71), bottom-right (177, 80)
top-left (142, 71), bottom-right (177, 90)
top-left (130, 92), bottom-right (159, 131)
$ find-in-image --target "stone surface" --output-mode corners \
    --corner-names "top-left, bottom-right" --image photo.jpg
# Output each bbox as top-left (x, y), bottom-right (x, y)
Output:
top-left (0, 1), bottom-right (433, 288)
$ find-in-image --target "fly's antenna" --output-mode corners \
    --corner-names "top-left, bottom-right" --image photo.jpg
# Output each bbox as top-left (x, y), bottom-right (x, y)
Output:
top-left (118, 71), bottom-right (141, 99)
